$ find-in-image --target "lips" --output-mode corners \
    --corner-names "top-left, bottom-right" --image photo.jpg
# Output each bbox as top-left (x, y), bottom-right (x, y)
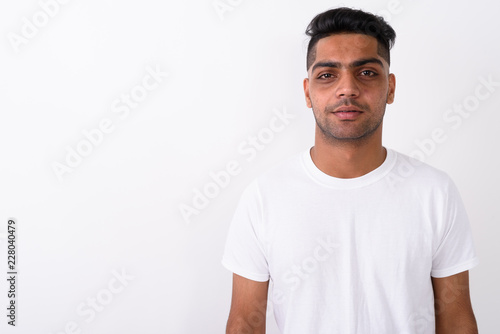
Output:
top-left (334, 106), bottom-right (363, 113)
top-left (332, 107), bottom-right (362, 120)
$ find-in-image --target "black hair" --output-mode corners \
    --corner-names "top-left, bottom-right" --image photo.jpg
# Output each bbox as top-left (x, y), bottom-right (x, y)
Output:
top-left (305, 7), bottom-right (396, 70)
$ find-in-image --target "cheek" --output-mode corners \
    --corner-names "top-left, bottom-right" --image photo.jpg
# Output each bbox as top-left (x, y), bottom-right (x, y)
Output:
top-left (367, 86), bottom-right (389, 106)
top-left (308, 92), bottom-right (320, 109)
top-left (372, 94), bottom-right (387, 109)
top-left (309, 89), bottom-right (334, 109)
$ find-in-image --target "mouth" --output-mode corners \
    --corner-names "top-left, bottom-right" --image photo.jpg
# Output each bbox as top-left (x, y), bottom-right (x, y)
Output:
top-left (332, 108), bottom-right (363, 120)
top-left (333, 106), bottom-right (363, 113)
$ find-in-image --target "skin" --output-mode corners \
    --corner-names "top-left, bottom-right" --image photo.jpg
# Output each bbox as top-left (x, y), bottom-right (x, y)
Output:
top-left (303, 33), bottom-right (395, 178)
top-left (432, 271), bottom-right (478, 333)
top-left (226, 274), bottom-right (268, 334)
top-left (226, 32), bottom-right (477, 334)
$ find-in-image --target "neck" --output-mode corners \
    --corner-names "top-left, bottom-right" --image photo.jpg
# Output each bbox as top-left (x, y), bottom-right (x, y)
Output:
top-left (311, 126), bottom-right (386, 179)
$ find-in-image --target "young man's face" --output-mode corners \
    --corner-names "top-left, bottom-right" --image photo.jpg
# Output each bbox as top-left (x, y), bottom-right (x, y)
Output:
top-left (303, 33), bottom-right (396, 143)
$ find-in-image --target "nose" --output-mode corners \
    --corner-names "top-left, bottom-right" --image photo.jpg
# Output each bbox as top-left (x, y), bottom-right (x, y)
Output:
top-left (336, 73), bottom-right (359, 98)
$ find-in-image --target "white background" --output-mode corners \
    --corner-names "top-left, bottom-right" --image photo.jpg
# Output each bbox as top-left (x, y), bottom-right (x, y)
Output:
top-left (0, 0), bottom-right (499, 333)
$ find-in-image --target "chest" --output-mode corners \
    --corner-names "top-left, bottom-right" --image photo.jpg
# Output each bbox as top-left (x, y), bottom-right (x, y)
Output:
top-left (263, 190), bottom-right (435, 284)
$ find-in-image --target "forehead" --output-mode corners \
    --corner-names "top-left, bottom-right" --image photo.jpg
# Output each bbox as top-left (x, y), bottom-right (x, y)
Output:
top-left (314, 33), bottom-right (381, 63)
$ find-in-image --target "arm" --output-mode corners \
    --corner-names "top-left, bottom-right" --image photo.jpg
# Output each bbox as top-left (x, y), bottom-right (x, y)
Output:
top-left (431, 270), bottom-right (478, 334)
top-left (226, 273), bottom-right (270, 334)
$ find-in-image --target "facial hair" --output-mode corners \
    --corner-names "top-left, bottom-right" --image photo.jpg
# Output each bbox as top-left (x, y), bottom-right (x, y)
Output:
top-left (312, 98), bottom-right (385, 146)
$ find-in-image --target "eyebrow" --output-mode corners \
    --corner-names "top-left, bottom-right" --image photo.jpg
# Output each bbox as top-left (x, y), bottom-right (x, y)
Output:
top-left (311, 57), bottom-right (384, 73)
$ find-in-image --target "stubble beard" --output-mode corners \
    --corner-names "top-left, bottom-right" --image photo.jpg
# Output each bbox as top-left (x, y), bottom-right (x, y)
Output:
top-left (312, 101), bottom-right (385, 147)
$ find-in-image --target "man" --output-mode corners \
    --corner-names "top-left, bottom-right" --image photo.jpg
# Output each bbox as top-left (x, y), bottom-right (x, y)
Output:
top-left (222, 7), bottom-right (479, 334)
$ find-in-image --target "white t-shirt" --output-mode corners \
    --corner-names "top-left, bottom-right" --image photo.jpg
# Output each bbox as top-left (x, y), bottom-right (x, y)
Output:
top-left (221, 147), bottom-right (479, 334)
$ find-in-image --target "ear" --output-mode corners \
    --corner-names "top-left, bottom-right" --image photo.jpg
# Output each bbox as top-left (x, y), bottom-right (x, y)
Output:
top-left (386, 73), bottom-right (396, 104)
top-left (303, 78), bottom-right (312, 108)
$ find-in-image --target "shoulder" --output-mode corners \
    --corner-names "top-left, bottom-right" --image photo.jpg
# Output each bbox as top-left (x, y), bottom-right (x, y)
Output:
top-left (240, 150), bottom-right (306, 198)
top-left (387, 149), bottom-right (457, 193)
top-left (255, 149), bottom-right (306, 186)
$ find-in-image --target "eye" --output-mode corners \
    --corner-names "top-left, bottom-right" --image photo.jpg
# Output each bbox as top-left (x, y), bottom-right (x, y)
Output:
top-left (318, 73), bottom-right (333, 79)
top-left (360, 70), bottom-right (377, 77)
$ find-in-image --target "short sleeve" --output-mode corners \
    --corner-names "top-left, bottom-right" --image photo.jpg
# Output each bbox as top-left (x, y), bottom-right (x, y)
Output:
top-left (221, 180), bottom-right (270, 282)
top-left (431, 178), bottom-right (479, 278)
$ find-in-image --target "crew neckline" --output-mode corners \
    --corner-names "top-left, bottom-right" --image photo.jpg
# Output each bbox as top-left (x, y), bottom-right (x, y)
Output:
top-left (301, 146), bottom-right (397, 189)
